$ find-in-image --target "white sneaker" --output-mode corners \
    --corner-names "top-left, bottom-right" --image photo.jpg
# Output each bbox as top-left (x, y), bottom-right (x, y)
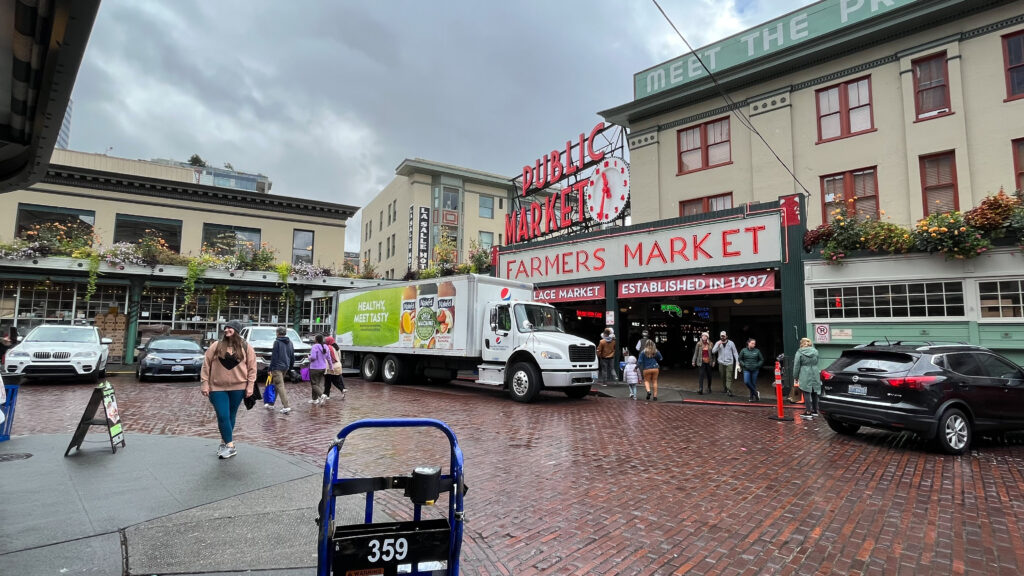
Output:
top-left (279, 407), bottom-right (292, 414)
top-left (264, 403), bottom-right (274, 409)
top-left (307, 399), bottom-right (316, 404)
top-left (320, 394), bottom-right (329, 402)
top-left (313, 398), bottom-right (322, 405)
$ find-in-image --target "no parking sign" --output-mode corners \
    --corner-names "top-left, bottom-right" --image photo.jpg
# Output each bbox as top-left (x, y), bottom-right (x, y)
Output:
top-left (814, 324), bottom-right (830, 344)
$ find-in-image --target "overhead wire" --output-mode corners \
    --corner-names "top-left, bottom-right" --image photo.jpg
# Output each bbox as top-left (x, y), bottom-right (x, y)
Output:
top-left (651, 0), bottom-right (812, 198)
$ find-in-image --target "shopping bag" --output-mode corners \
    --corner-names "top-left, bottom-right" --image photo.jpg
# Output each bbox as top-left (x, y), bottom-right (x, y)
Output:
top-left (300, 367), bottom-right (310, 382)
top-left (264, 383), bottom-right (277, 405)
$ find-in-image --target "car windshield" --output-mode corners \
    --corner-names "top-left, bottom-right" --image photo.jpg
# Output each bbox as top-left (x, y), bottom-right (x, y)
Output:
top-left (149, 339), bottom-right (201, 352)
top-left (26, 326), bottom-right (98, 343)
top-left (513, 304), bottom-right (564, 333)
top-left (248, 328), bottom-right (305, 346)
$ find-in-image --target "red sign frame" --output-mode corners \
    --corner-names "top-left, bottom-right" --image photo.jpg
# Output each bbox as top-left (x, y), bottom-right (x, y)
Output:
top-left (618, 271), bottom-right (775, 299)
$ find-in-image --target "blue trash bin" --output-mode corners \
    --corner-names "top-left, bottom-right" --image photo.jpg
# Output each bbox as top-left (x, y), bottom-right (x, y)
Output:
top-left (1, 384), bottom-right (18, 442)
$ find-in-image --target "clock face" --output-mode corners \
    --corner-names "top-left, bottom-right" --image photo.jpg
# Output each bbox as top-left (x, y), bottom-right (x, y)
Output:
top-left (585, 157), bottom-right (630, 223)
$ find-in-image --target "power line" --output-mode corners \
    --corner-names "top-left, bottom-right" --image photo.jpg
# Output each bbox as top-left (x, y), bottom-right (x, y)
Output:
top-left (651, 0), bottom-right (812, 198)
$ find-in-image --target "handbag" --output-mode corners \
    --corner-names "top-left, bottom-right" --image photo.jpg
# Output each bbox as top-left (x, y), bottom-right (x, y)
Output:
top-left (243, 379), bottom-right (263, 410)
top-left (264, 374), bottom-right (277, 405)
top-left (328, 346), bottom-right (343, 375)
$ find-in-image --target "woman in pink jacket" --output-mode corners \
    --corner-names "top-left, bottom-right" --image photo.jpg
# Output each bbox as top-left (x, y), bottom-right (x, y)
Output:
top-left (200, 320), bottom-right (257, 459)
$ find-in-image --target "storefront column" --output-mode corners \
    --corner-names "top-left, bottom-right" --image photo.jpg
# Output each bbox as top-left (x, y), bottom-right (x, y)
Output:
top-left (125, 279), bottom-right (144, 364)
top-left (606, 278), bottom-right (619, 361)
top-left (779, 195), bottom-right (808, 388)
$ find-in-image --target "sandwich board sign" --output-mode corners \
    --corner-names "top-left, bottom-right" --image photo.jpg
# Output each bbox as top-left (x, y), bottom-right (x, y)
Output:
top-left (65, 381), bottom-right (125, 456)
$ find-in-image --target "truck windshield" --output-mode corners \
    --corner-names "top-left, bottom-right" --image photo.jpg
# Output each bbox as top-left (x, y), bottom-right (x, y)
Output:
top-left (514, 304), bottom-right (563, 333)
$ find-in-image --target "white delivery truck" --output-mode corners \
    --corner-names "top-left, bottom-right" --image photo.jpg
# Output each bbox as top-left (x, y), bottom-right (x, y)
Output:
top-left (336, 274), bottom-right (598, 402)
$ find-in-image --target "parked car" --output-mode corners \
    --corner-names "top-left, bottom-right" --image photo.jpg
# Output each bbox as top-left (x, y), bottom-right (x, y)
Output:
top-left (2, 324), bottom-right (111, 382)
top-left (239, 326), bottom-right (311, 379)
top-left (136, 337), bottom-right (204, 381)
top-left (819, 342), bottom-right (1024, 454)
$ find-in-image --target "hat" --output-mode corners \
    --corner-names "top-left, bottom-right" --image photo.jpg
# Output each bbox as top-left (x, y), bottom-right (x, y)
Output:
top-left (224, 320), bottom-right (244, 333)
top-left (720, 331), bottom-right (727, 337)
top-left (642, 329), bottom-right (649, 336)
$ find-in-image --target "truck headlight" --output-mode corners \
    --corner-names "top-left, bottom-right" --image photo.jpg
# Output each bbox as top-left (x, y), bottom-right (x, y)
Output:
top-left (540, 351), bottom-right (563, 360)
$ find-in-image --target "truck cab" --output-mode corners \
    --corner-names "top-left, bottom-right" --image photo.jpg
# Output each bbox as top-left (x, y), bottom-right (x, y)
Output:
top-left (478, 300), bottom-right (598, 402)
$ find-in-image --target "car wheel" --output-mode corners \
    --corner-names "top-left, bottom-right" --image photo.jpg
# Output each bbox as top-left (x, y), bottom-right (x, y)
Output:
top-left (563, 385), bottom-right (591, 399)
top-left (936, 408), bottom-right (971, 455)
top-left (136, 367), bottom-right (145, 382)
top-left (381, 355), bottom-right (404, 385)
top-left (361, 354), bottom-right (380, 382)
top-left (508, 361), bottom-right (541, 403)
top-left (826, 417), bottom-right (860, 436)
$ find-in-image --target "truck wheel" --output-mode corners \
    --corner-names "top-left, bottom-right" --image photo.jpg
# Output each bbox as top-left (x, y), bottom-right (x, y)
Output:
top-left (508, 361), bottom-right (541, 403)
top-left (361, 354), bottom-right (381, 382)
top-left (563, 385), bottom-right (591, 399)
top-left (382, 355), bottom-right (404, 385)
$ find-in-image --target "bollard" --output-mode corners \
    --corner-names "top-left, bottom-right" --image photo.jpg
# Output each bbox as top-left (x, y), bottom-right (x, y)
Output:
top-left (769, 361), bottom-right (793, 421)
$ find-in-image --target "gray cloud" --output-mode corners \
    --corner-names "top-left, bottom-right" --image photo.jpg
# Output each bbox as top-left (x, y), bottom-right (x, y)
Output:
top-left (69, 0), bottom-right (811, 252)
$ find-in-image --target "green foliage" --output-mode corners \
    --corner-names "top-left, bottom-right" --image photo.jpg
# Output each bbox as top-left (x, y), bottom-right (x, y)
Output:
top-left (964, 189), bottom-right (1019, 234)
top-left (359, 257), bottom-right (379, 279)
top-left (819, 207), bottom-right (865, 263)
top-left (913, 211), bottom-right (991, 259)
top-left (180, 258), bottom-right (209, 314)
top-left (188, 153), bottom-right (207, 167)
top-left (18, 220), bottom-right (98, 256)
top-left (85, 252), bottom-right (101, 302)
top-left (861, 220), bottom-right (914, 254)
top-left (236, 242), bottom-right (277, 271)
top-left (466, 239), bottom-right (491, 273)
top-left (417, 266), bottom-right (440, 279)
top-left (208, 285), bottom-right (228, 313)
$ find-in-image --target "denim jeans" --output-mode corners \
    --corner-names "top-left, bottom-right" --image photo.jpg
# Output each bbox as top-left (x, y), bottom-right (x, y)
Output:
top-left (742, 369), bottom-right (758, 398)
top-left (696, 363), bottom-right (713, 391)
top-left (208, 389), bottom-right (245, 443)
top-left (599, 357), bottom-right (616, 382)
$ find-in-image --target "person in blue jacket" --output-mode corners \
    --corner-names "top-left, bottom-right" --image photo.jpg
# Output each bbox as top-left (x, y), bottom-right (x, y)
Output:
top-left (267, 326), bottom-right (294, 414)
top-left (638, 340), bottom-right (663, 401)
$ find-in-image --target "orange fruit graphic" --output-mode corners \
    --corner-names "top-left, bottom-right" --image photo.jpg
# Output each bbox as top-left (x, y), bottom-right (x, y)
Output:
top-left (400, 311), bottom-right (415, 334)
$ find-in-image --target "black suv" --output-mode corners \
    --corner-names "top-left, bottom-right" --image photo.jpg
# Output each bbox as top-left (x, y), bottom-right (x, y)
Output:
top-left (819, 342), bottom-right (1024, 454)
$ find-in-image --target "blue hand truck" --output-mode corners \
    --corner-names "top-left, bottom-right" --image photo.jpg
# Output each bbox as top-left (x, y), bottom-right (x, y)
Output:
top-left (317, 418), bottom-right (466, 576)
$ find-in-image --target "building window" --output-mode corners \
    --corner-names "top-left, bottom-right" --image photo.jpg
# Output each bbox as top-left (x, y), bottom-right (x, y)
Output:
top-left (379, 211), bottom-right (383, 231)
top-left (980, 280), bottom-right (1024, 318)
top-left (821, 168), bottom-right (878, 221)
top-left (920, 152), bottom-right (958, 215)
top-left (390, 234), bottom-right (396, 258)
top-left (816, 77), bottom-right (873, 142)
top-left (443, 187), bottom-right (460, 211)
top-left (499, 198), bottom-right (503, 210)
top-left (813, 282), bottom-right (964, 319)
top-left (679, 193), bottom-right (733, 217)
top-left (377, 242), bottom-right (382, 262)
top-left (479, 231), bottom-right (494, 251)
top-left (202, 224), bottom-right (261, 256)
top-left (114, 214), bottom-right (183, 252)
top-left (677, 117), bottom-right (731, 174)
top-left (366, 221), bottom-right (371, 240)
top-left (1004, 30), bottom-right (1024, 101)
top-left (479, 196), bottom-right (494, 219)
top-left (912, 52), bottom-right (950, 119)
top-left (1013, 138), bottom-right (1024, 191)
top-left (15, 203), bottom-right (95, 239)
top-left (292, 229), bottom-right (314, 265)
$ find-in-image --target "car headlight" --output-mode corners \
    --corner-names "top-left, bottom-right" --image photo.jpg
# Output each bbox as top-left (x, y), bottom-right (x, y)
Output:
top-left (540, 351), bottom-right (563, 360)
top-left (193, 358), bottom-right (204, 366)
top-left (8, 351), bottom-right (29, 358)
top-left (145, 356), bottom-right (163, 365)
top-left (73, 351), bottom-right (99, 358)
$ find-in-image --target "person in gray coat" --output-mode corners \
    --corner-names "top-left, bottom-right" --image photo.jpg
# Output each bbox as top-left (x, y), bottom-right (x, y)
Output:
top-left (793, 337), bottom-right (822, 419)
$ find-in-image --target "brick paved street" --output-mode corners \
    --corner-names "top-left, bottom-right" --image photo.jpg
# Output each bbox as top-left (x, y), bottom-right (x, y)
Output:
top-left (11, 374), bottom-right (1024, 575)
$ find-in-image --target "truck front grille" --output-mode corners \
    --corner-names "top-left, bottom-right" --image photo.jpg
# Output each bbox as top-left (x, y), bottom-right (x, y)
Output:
top-left (569, 345), bottom-right (596, 363)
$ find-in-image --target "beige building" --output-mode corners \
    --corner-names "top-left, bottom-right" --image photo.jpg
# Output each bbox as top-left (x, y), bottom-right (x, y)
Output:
top-left (361, 159), bottom-right (514, 278)
top-left (603, 0), bottom-right (1024, 229)
top-left (1, 149), bottom-right (351, 268)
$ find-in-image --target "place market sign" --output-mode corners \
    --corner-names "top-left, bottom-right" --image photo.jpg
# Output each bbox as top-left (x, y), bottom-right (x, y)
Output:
top-left (634, 0), bottom-right (919, 99)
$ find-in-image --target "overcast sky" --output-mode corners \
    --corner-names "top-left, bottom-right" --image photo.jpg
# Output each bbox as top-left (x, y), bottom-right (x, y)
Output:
top-left (69, 0), bottom-right (813, 252)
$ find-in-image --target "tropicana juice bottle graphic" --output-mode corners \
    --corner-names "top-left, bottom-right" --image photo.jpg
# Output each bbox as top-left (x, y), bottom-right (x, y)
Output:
top-left (400, 285), bottom-right (417, 347)
top-left (414, 282), bottom-right (438, 349)
top-left (435, 281), bottom-right (456, 349)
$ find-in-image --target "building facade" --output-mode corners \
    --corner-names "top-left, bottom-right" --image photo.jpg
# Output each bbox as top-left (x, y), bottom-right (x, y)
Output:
top-left (361, 159), bottom-right (514, 279)
top-left (57, 98), bottom-right (72, 150)
top-left (0, 150), bottom-right (371, 363)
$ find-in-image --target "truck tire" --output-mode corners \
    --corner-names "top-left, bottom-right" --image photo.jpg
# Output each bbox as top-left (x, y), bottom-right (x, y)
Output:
top-left (508, 361), bottom-right (541, 403)
top-left (382, 355), bottom-right (404, 385)
top-left (361, 354), bottom-right (381, 382)
top-left (563, 385), bottom-right (591, 399)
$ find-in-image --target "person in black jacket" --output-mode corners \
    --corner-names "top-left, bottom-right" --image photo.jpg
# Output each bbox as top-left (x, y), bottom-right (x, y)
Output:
top-left (267, 326), bottom-right (294, 414)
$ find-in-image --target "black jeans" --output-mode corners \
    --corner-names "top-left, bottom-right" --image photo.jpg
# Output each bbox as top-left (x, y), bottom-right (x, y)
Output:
top-left (324, 372), bottom-right (346, 396)
top-left (696, 363), bottom-right (713, 391)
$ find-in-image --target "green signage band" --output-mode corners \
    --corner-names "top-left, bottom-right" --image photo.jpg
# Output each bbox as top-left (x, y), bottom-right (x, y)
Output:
top-left (634, 0), bottom-right (919, 99)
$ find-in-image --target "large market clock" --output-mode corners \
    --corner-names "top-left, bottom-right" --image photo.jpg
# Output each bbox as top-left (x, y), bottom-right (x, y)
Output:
top-left (585, 157), bottom-right (630, 223)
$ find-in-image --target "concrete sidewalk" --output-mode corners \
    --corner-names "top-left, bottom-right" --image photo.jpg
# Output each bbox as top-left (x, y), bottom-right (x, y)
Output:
top-left (0, 434), bottom-right (376, 575)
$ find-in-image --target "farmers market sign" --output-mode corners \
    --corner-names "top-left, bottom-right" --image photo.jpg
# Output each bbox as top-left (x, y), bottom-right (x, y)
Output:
top-left (634, 0), bottom-right (919, 99)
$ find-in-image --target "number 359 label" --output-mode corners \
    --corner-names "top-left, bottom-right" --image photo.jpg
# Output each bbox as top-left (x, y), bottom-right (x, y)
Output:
top-left (367, 537), bottom-right (408, 563)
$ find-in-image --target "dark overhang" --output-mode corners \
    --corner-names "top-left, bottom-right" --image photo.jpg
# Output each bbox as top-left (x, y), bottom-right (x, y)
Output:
top-left (40, 164), bottom-right (359, 222)
top-left (600, 0), bottom-right (1018, 127)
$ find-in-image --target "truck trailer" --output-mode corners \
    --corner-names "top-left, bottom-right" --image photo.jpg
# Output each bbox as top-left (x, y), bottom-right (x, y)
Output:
top-left (336, 274), bottom-right (598, 402)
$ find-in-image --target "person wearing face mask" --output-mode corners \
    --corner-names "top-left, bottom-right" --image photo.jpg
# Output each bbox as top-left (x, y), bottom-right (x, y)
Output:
top-left (200, 320), bottom-right (257, 459)
top-left (711, 330), bottom-right (739, 397)
top-left (596, 328), bottom-right (617, 384)
top-left (691, 332), bottom-right (714, 394)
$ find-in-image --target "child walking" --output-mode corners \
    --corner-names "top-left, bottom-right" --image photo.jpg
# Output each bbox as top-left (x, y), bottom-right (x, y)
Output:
top-left (623, 354), bottom-right (640, 400)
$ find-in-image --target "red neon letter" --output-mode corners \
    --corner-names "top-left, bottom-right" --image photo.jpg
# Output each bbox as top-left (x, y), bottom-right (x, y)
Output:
top-left (548, 150), bottom-right (563, 183)
top-left (559, 188), bottom-right (574, 229)
top-left (521, 166), bottom-right (533, 196)
top-left (669, 236), bottom-right (689, 261)
top-left (692, 233), bottom-right (712, 260)
top-left (624, 243), bottom-right (643, 267)
top-left (722, 229), bottom-right (740, 257)
top-left (744, 225), bottom-right (766, 254)
top-left (544, 194), bottom-right (559, 235)
top-left (529, 202), bottom-right (542, 239)
top-left (593, 247), bottom-right (606, 271)
top-left (587, 122), bottom-right (606, 163)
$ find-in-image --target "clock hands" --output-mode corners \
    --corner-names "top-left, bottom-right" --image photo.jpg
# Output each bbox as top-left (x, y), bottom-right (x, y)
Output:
top-left (598, 171), bottom-right (611, 220)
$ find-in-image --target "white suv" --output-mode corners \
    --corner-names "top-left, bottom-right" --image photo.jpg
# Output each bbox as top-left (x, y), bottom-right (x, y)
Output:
top-left (3, 325), bottom-right (111, 382)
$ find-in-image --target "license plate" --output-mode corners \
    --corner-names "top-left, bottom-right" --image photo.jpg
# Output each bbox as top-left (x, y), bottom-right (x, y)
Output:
top-left (171, 366), bottom-right (184, 372)
top-left (848, 384), bottom-right (867, 395)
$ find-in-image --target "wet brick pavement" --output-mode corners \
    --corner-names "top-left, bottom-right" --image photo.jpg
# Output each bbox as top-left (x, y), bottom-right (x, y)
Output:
top-left (10, 374), bottom-right (1024, 575)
